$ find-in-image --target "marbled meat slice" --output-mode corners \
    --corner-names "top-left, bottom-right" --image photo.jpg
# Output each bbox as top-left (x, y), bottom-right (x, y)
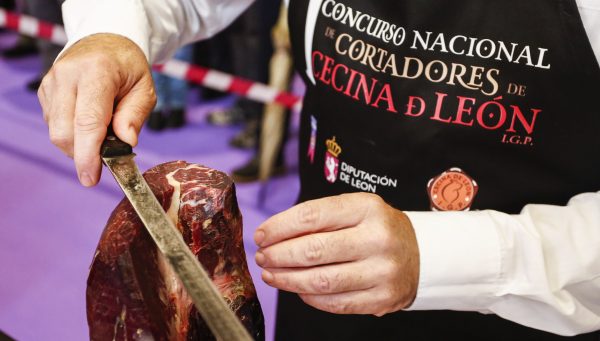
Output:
top-left (86, 161), bottom-right (264, 341)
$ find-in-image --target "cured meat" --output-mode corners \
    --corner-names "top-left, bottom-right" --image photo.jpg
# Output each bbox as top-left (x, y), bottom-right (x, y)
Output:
top-left (87, 161), bottom-right (264, 341)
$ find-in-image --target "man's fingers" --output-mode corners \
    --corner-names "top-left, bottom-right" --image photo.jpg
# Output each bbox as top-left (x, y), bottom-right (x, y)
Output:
top-left (73, 82), bottom-right (114, 187)
top-left (256, 227), bottom-right (369, 268)
top-left (299, 289), bottom-right (388, 315)
top-left (261, 260), bottom-right (377, 295)
top-left (255, 193), bottom-right (380, 247)
top-left (112, 75), bottom-right (156, 147)
top-left (45, 81), bottom-right (77, 158)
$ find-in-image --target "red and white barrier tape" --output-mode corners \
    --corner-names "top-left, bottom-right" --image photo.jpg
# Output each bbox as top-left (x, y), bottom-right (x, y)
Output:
top-left (0, 8), bottom-right (303, 111)
top-left (0, 8), bottom-right (67, 45)
top-left (153, 62), bottom-right (302, 111)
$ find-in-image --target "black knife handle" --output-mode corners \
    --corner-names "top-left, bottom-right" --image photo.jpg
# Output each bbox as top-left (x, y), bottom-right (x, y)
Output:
top-left (101, 125), bottom-right (133, 157)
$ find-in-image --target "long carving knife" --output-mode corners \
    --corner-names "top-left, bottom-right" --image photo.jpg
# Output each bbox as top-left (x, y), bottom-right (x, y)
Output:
top-left (100, 129), bottom-right (253, 341)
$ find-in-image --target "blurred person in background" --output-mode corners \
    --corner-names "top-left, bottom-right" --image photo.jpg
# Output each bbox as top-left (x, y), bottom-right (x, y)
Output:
top-left (206, 0), bottom-right (281, 151)
top-left (233, 110), bottom-right (290, 183)
top-left (22, 0), bottom-right (64, 91)
top-left (193, 25), bottom-right (233, 101)
top-left (146, 44), bottom-right (193, 131)
top-left (206, 0), bottom-right (289, 182)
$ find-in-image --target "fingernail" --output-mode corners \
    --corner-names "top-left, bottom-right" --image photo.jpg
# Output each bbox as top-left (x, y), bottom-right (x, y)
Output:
top-left (255, 251), bottom-right (265, 266)
top-left (79, 171), bottom-right (94, 187)
top-left (254, 230), bottom-right (265, 247)
top-left (262, 270), bottom-right (273, 283)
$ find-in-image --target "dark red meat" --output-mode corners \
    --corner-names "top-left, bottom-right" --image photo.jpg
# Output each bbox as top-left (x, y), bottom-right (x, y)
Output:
top-left (87, 161), bottom-right (264, 341)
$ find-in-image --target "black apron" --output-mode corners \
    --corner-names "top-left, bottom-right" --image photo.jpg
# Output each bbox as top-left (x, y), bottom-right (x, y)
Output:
top-left (276, 0), bottom-right (600, 339)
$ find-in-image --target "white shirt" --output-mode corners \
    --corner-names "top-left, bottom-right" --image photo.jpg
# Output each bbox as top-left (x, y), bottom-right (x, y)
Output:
top-left (60, 0), bottom-right (600, 336)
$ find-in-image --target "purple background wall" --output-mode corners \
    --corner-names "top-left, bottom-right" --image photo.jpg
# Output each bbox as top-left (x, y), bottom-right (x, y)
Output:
top-left (0, 32), bottom-right (301, 341)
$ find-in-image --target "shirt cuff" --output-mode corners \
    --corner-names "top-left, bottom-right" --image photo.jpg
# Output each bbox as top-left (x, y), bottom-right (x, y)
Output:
top-left (60, 0), bottom-right (152, 61)
top-left (404, 210), bottom-right (503, 312)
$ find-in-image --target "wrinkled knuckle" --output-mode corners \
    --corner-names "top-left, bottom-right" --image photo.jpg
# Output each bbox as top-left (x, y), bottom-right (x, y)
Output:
top-left (304, 236), bottom-right (325, 263)
top-left (75, 112), bottom-right (104, 132)
top-left (312, 271), bottom-right (331, 293)
top-left (298, 202), bottom-right (319, 227)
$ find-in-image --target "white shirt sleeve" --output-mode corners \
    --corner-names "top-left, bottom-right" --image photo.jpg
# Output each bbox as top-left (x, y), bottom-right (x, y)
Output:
top-left (60, 0), bottom-right (254, 63)
top-left (405, 191), bottom-right (600, 336)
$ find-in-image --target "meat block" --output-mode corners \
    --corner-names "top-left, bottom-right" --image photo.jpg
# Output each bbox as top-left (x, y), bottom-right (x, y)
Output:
top-left (87, 161), bottom-right (264, 341)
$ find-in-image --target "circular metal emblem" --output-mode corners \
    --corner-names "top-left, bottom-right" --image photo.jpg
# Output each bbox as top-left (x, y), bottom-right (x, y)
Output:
top-left (427, 168), bottom-right (478, 211)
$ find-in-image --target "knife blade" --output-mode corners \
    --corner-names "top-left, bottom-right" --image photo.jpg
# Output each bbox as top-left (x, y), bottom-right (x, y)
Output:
top-left (101, 129), bottom-right (253, 341)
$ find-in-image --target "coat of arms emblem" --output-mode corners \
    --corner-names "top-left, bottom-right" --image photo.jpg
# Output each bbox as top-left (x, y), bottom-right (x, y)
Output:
top-left (324, 136), bottom-right (342, 183)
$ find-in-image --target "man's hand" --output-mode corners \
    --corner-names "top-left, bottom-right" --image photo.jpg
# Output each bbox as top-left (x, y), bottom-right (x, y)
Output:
top-left (38, 33), bottom-right (156, 187)
top-left (254, 192), bottom-right (420, 316)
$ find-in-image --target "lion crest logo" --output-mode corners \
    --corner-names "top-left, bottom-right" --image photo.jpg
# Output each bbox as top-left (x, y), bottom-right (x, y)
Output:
top-left (324, 136), bottom-right (342, 184)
